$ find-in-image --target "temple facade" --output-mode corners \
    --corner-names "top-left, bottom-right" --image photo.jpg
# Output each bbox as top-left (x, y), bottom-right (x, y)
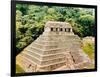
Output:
top-left (16, 21), bottom-right (92, 72)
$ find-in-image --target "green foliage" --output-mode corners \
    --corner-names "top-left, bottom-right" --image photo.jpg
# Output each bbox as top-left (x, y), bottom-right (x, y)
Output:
top-left (47, 8), bottom-right (55, 14)
top-left (16, 4), bottom-right (95, 55)
top-left (16, 10), bottom-right (22, 21)
top-left (18, 26), bottom-right (28, 34)
top-left (16, 4), bottom-right (29, 15)
top-left (77, 15), bottom-right (95, 37)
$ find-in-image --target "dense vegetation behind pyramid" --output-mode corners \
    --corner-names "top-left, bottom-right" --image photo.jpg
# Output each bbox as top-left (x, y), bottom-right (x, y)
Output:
top-left (16, 21), bottom-right (92, 72)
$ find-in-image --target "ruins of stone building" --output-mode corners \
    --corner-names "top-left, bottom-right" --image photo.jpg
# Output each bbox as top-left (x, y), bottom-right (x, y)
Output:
top-left (16, 21), bottom-right (92, 72)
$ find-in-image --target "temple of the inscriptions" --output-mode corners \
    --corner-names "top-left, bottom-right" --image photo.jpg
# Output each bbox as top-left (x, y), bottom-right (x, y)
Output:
top-left (16, 21), bottom-right (92, 72)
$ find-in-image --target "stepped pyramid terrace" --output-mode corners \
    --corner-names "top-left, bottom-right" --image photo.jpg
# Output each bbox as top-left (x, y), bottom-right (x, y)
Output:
top-left (16, 21), bottom-right (92, 72)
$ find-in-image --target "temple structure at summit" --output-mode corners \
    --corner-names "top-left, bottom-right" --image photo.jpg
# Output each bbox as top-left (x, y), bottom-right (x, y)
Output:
top-left (16, 21), bottom-right (92, 72)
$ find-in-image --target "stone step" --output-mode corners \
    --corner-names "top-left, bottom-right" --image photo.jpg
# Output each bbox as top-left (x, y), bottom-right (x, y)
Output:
top-left (26, 46), bottom-right (66, 55)
top-left (34, 39), bottom-right (81, 46)
top-left (22, 51), bottom-right (66, 61)
top-left (39, 34), bottom-right (80, 40)
top-left (28, 45), bottom-right (66, 52)
top-left (39, 62), bottom-right (66, 71)
top-left (41, 57), bottom-right (66, 65)
top-left (21, 52), bottom-right (66, 66)
top-left (54, 65), bottom-right (70, 71)
top-left (16, 54), bottom-right (36, 72)
top-left (39, 61), bottom-right (66, 69)
top-left (23, 49), bottom-right (66, 61)
top-left (36, 37), bottom-right (81, 43)
top-left (31, 42), bottom-right (59, 49)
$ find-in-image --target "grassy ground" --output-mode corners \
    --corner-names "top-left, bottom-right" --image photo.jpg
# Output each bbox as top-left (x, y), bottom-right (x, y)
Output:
top-left (16, 64), bottom-right (25, 73)
top-left (82, 42), bottom-right (95, 69)
top-left (82, 42), bottom-right (95, 60)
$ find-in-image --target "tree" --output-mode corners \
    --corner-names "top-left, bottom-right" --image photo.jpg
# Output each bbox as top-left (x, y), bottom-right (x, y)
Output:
top-left (18, 26), bottom-right (28, 34)
top-left (16, 4), bottom-right (29, 15)
top-left (77, 15), bottom-right (95, 37)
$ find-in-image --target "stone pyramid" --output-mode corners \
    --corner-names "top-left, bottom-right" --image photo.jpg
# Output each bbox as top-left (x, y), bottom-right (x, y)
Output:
top-left (16, 21), bottom-right (92, 72)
